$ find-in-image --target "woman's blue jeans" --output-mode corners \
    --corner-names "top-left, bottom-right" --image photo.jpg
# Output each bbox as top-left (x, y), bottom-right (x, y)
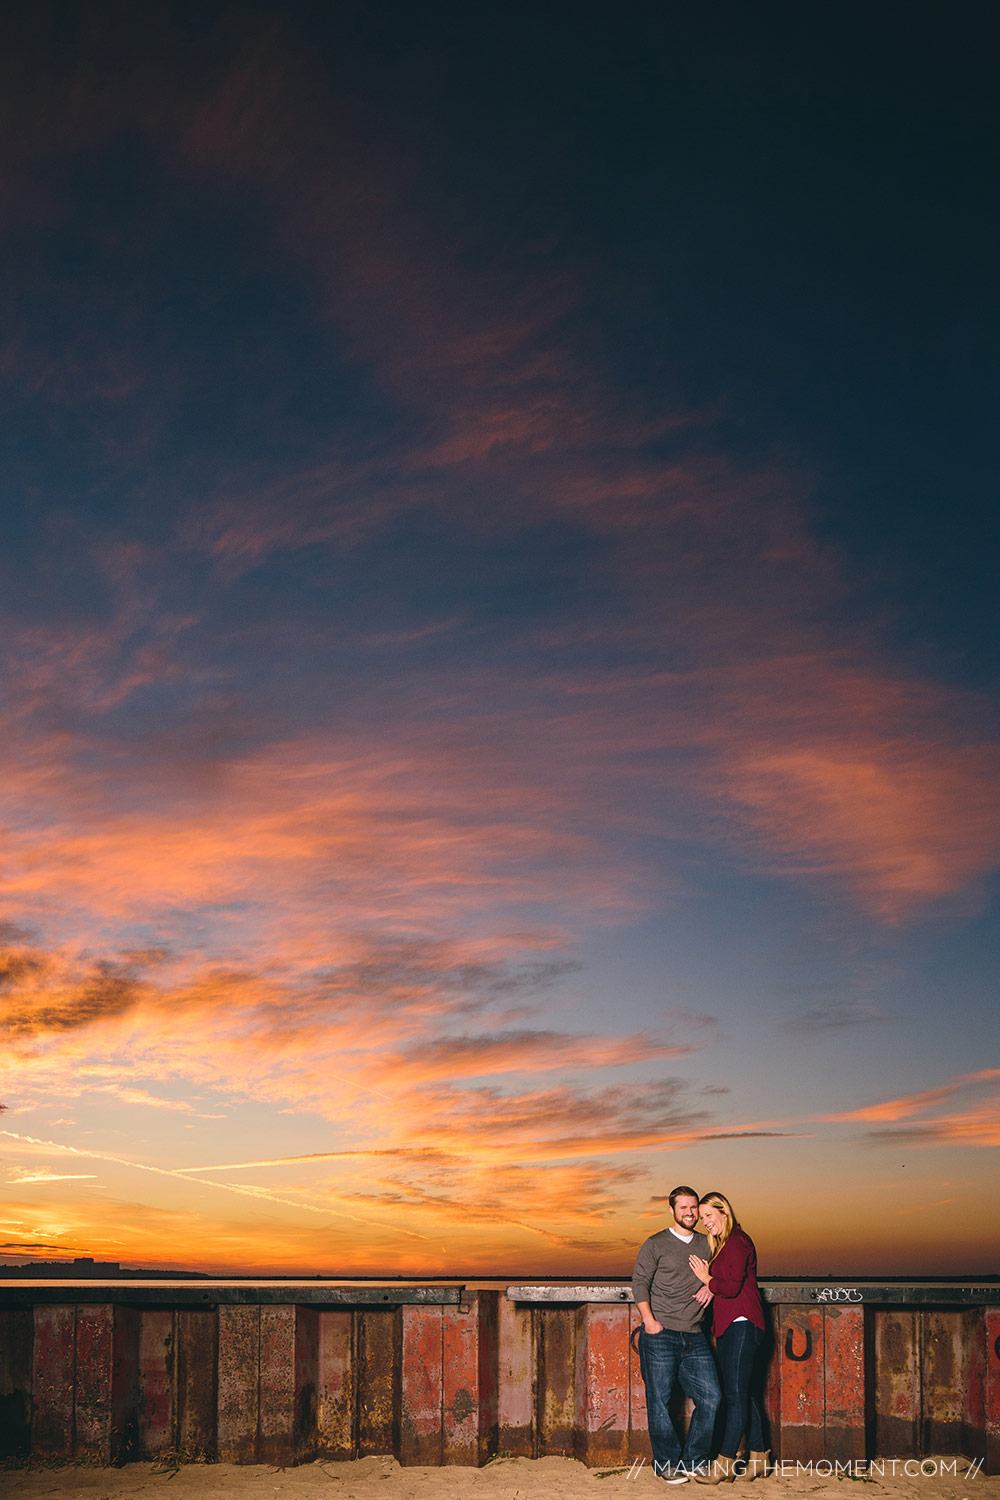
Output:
top-left (716, 1320), bottom-right (766, 1457)
top-left (637, 1327), bottom-right (721, 1474)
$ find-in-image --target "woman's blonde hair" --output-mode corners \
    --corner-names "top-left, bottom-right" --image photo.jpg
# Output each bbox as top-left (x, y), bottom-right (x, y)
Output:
top-left (699, 1191), bottom-right (738, 1260)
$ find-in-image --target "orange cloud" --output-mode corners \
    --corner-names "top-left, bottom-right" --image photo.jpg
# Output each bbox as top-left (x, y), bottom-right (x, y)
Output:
top-left (0, 715), bottom-right (645, 952)
top-left (368, 1027), bottom-right (710, 1087)
top-left (828, 1069), bottom-right (1000, 1123)
top-left (0, 949), bottom-right (148, 1042)
top-left (376, 1078), bottom-right (798, 1162)
top-left (320, 1157), bottom-right (649, 1254)
top-left (825, 1070), bottom-right (1000, 1148)
top-left (1, 932), bottom-right (723, 1161)
top-left (707, 657), bottom-right (1000, 919)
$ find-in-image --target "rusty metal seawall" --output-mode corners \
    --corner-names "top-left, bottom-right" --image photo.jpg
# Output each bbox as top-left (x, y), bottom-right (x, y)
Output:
top-left (505, 1282), bottom-right (1000, 1474)
top-left (1, 1281), bottom-right (998, 1470)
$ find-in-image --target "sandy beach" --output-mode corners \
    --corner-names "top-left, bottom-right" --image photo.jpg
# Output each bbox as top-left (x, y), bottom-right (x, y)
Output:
top-left (4, 1455), bottom-right (996, 1500)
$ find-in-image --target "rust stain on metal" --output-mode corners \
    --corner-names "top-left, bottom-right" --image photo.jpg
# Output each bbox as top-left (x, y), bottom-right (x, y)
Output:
top-left (357, 1309), bottom-right (398, 1455)
top-left (985, 1307), bottom-right (1000, 1475)
top-left (217, 1304), bottom-right (260, 1462)
top-left (399, 1303), bottom-right (442, 1465)
top-left (31, 1304), bottom-right (76, 1459)
top-left (779, 1307), bottom-right (824, 1461)
top-left (294, 1305), bottom-right (320, 1461)
top-left (873, 1310), bottom-right (920, 1458)
top-left (537, 1306), bottom-right (575, 1456)
top-left (136, 1308), bottom-right (174, 1458)
top-left (176, 1308), bottom-right (217, 1459)
top-left (451, 1387), bottom-right (475, 1423)
top-left (74, 1303), bottom-right (115, 1462)
top-left (258, 1304), bottom-right (297, 1465)
top-left (497, 1295), bottom-right (535, 1456)
top-left (823, 1305), bottom-right (865, 1462)
top-left (573, 1303), bottom-right (628, 1467)
top-left (7, 1284), bottom-right (1000, 1474)
top-left (317, 1309), bottom-right (355, 1459)
top-left (443, 1300), bottom-right (481, 1464)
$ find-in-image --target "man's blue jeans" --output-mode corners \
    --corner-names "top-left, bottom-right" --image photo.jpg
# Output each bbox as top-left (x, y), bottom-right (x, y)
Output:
top-left (638, 1327), bottom-right (721, 1475)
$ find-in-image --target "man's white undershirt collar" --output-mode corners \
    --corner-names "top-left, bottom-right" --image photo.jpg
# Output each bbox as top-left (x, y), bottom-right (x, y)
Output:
top-left (668, 1227), bottom-right (695, 1243)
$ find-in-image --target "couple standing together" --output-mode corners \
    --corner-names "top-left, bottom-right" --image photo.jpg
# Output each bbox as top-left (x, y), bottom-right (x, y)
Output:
top-left (632, 1187), bottom-right (768, 1486)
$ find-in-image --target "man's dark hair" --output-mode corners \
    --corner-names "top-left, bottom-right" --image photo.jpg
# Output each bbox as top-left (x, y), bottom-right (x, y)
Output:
top-left (668, 1184), bottom-right (699, 1209)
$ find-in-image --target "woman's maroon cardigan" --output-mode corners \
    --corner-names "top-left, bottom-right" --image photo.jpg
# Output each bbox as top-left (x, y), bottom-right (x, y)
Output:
top-left (707, 1226), bottom-right (765, 1337)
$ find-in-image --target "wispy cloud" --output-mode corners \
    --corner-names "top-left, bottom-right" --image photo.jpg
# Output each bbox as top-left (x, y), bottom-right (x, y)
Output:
top-left (0, 1130), bottom-right (430, 1241)
top-left (827, 1070), bottom-right (1000, 1148)
top-left (7, 1171), bottom-right (98, 1184)
top-left (787, 1003), bottom-right (888, 1035)
top-left (370, 1027), bottom-right (710, 1087)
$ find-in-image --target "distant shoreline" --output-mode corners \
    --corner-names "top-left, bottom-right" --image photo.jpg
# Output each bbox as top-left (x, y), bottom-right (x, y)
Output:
top-left (2, 1264), bottom-right (997, 1284)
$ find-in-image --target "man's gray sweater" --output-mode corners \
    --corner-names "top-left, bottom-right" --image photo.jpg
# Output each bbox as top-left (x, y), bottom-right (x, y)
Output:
top-left (632, 1226), bottom-right (710, 1333)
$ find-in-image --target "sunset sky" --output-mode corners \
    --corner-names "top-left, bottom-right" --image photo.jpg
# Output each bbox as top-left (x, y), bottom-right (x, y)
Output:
top-left (1, 3), bottom-right (998, 1277)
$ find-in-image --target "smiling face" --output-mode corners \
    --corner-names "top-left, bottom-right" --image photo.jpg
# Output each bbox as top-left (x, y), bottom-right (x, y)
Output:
top-left (699, 1201), bottom-right (726, 1237)
top-left (671, 1193), bottom-right (700, 1231)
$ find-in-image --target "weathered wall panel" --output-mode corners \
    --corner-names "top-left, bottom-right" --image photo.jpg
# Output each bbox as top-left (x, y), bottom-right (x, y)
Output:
top-left (316, 1309), bottom-right (355, 1458)
top-left (109, 1305), bottom-right (140, 1464)
top-left (258, 1304), bottom-right (297, 1465)
top-left (32, 1304), bottom-right (76, 1459)
top-left (357, 1309), bottom-right (398, 1455)
top-left (779, 1306), bottom-right (824, 1461)
top-left (136, 1309), bottom-right (175, 1458)
top-left (294, 1304), bottom-right (320, 1462)
top-left (73, 1304), bottom-right (115, 1462)
top-left (497, 1296), bottom-right (534, 1456)
top-left (217, 1304), bottom-right (259, 1462)
top-left (961, 1308), bottom-right (986, 1464)
top-left (873, 1310), bottom-right (920, 1458)
top-left (536, 1306), bottom-right (575, 1456)
top-left (399, 1303), bottom-right (442, 1465)
top-left (824, 1306), bottom-right (865, 1462)
top-left (922, 1310), bottom-right (965, 1454)
top-left (985, 1308), bottom-right (1000, 1475)
top-left (0, 1307), bottom-right (33, 1456)
top-left (442, 1301), bottom-right (480, 1465)
top-left (476, 1291), bottom-right (500, 1464)
top-left (573, 1303), bottom-right (629, 1468)
top-left (176, 1308), bottom-right (217, 1459)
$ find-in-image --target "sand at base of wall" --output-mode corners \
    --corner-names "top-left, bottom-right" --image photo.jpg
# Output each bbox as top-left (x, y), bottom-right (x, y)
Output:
top-left (2, 1454), bottom-right (996, 1500)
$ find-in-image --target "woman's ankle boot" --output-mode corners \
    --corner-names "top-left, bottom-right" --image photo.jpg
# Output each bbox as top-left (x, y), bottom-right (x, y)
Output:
top-left (695, 1455), bottom-right (734, 1485)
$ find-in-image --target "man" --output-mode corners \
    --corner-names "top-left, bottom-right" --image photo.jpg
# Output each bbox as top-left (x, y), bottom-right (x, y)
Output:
top-left (632, 1185), bottom-right (722, 1484)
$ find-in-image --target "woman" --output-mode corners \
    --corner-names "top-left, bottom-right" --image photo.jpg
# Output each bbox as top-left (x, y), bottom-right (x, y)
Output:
top-left (688, 1191), bottom-right (769, 1485)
